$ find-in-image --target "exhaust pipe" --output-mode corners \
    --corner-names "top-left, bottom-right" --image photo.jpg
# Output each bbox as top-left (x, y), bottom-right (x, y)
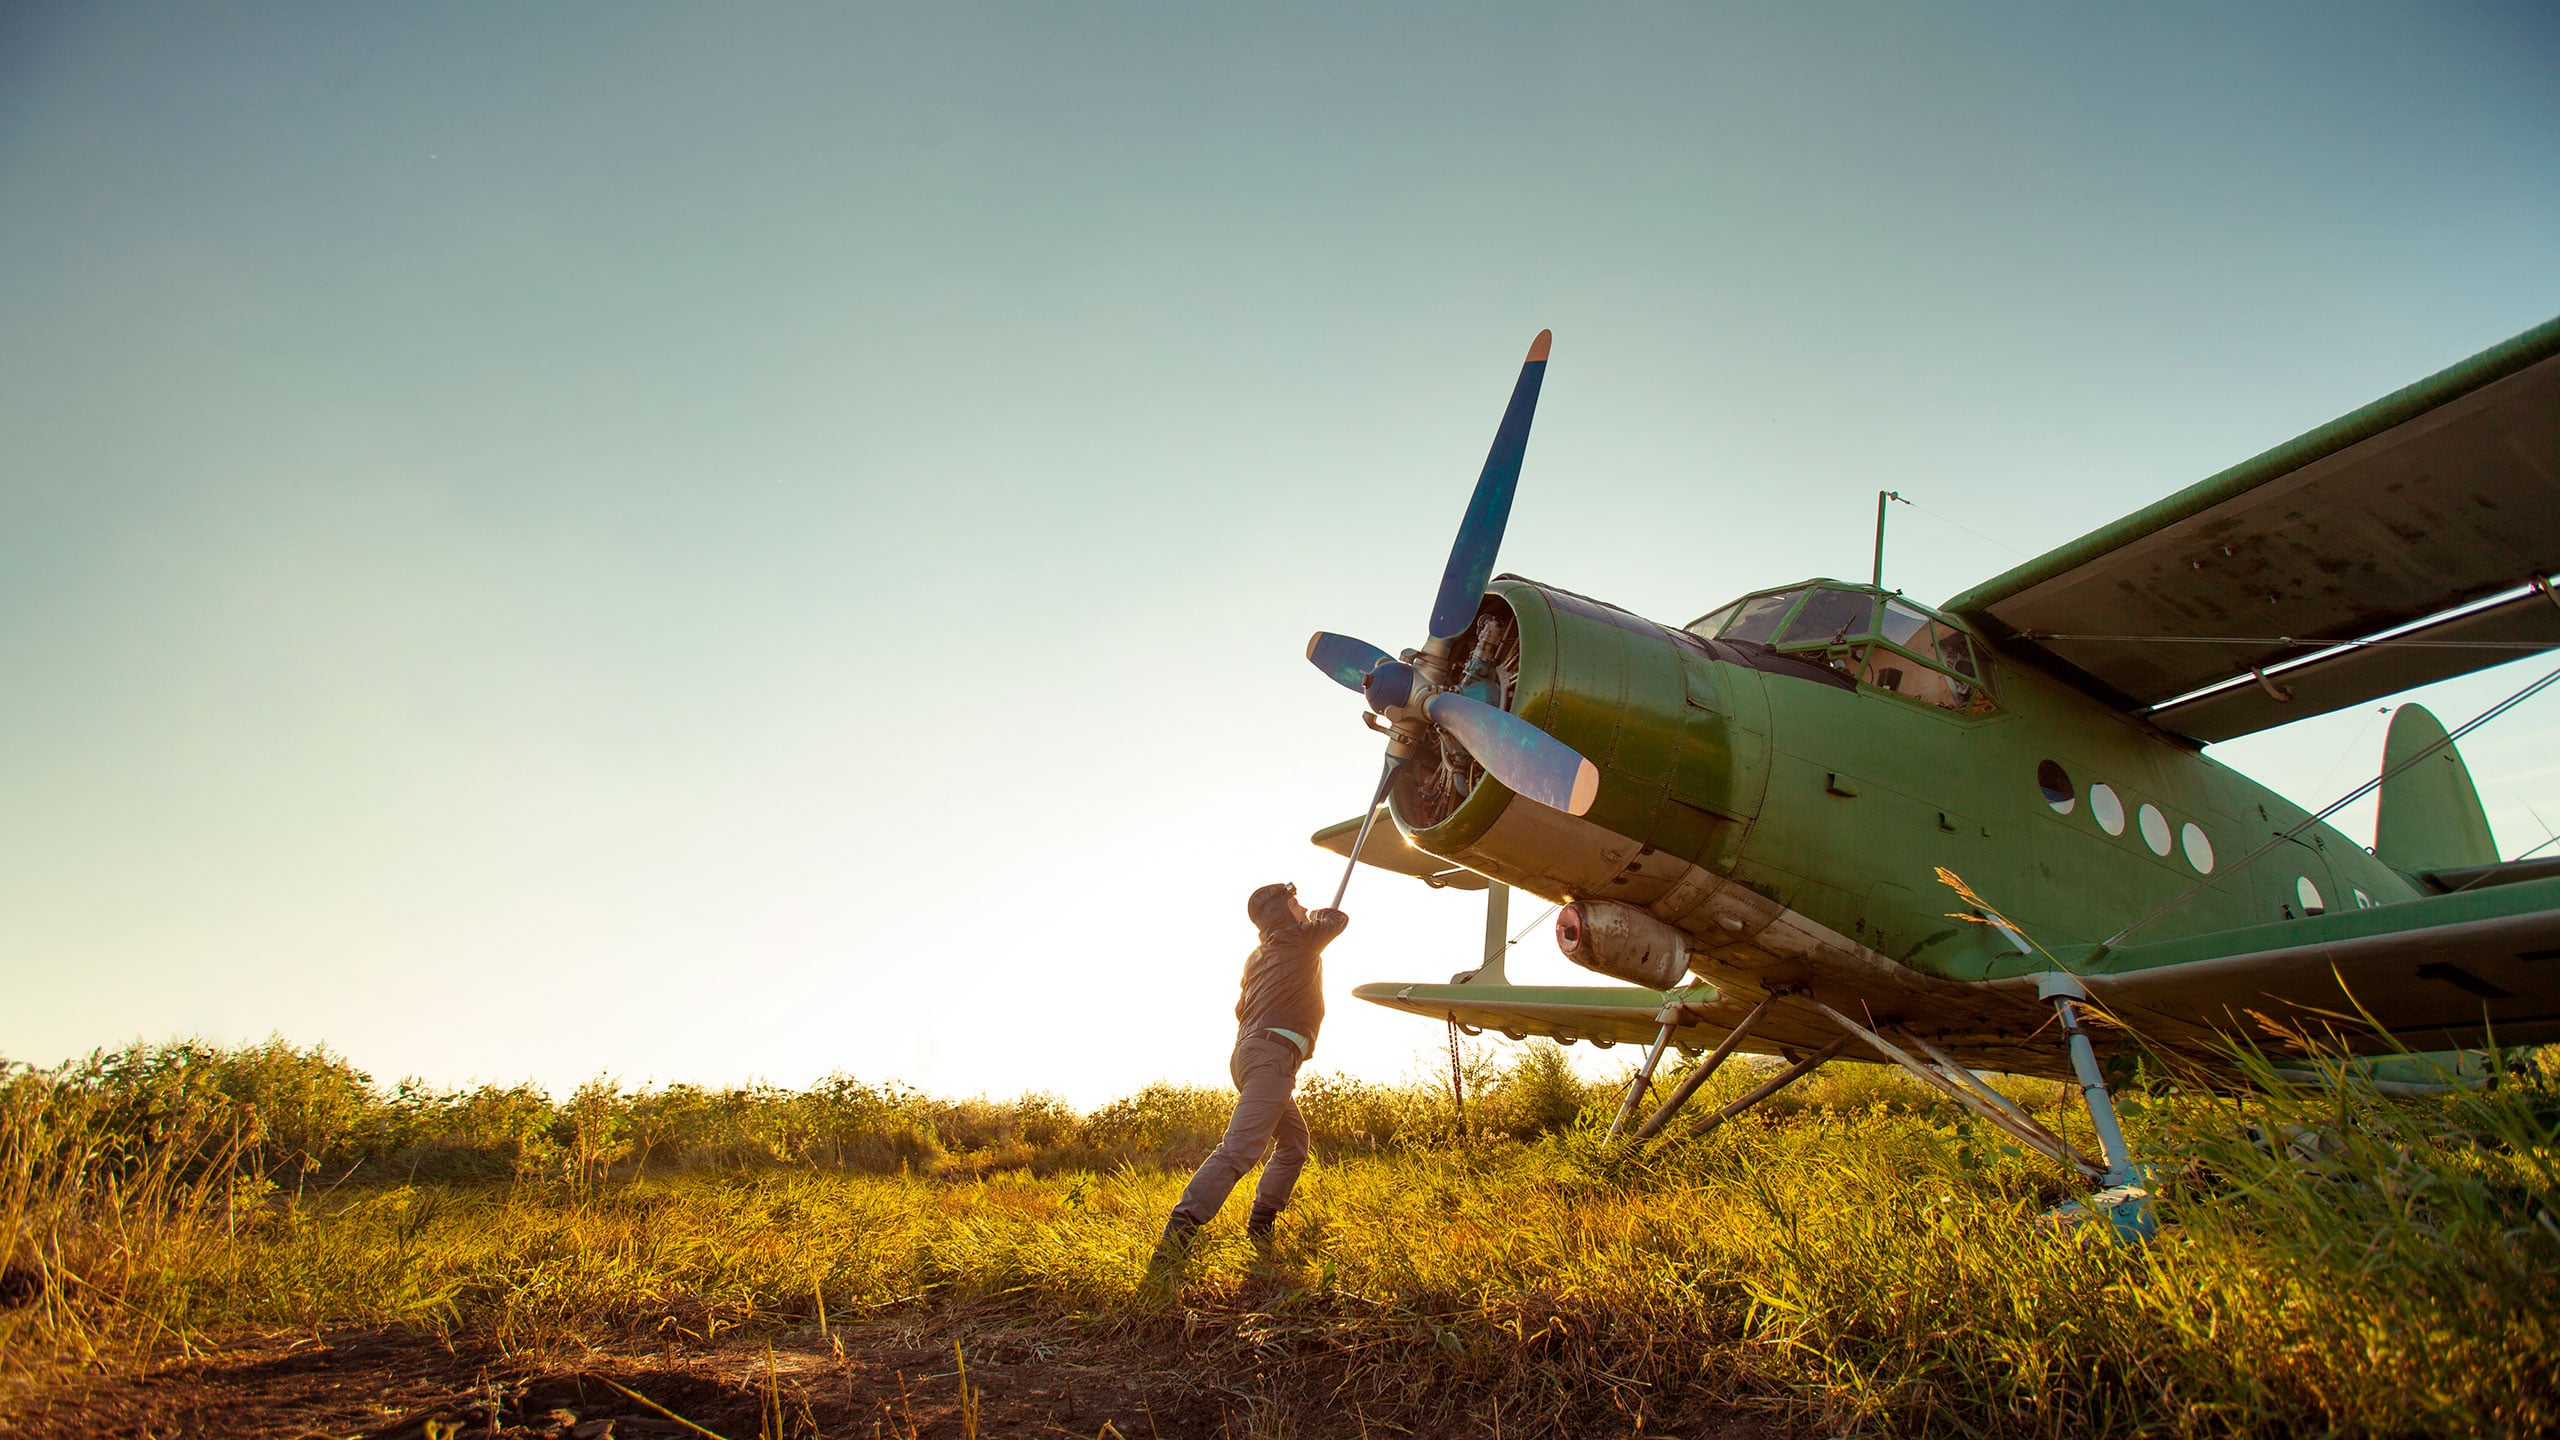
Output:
top-left (1555, 901), bottom-right (1690, 989)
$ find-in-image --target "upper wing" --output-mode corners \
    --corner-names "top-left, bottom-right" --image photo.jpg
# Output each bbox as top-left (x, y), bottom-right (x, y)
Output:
top-left (1944, 315), bottom-right (2560, 743)
top-left (2082, 875), bottom-right (2560, 1054)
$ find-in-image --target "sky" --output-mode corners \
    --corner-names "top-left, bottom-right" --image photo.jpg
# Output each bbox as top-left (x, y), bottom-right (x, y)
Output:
top-left (4, 3), bottom-right (2557, 1105)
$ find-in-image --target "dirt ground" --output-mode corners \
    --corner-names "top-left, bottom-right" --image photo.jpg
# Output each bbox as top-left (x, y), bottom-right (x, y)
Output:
top-left (0, 1319), bottom-right (1801, 1439)
top-left (0, 1325), bottom-right (1241, 1440)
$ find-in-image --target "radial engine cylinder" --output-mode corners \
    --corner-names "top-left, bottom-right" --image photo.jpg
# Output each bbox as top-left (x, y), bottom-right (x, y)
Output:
top-left (1555, 901), bottom-right (1690, 989)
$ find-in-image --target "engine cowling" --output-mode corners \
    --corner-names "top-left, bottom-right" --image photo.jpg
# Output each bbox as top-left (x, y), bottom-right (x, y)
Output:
top-left (1555, 900), bottom-right (1690, 989)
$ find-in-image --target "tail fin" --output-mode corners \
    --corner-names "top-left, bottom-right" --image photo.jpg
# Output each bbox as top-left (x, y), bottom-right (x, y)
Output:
top-left (2373, 704), bottom-right (2498, 873)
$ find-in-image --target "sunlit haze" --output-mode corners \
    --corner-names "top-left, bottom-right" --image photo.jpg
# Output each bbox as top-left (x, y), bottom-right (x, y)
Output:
top-left (5, 4), bottom-right (2558, 1104)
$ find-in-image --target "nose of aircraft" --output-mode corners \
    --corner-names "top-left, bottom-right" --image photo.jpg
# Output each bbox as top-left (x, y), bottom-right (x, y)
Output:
top-left (1389, 580), bottom-right (1769, 898)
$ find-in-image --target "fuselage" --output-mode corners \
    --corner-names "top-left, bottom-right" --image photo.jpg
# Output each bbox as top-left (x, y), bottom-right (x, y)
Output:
top-left (1394, 577), bottom-right (2421, 1038)
top-left (1358, 315), bottom-right (2560, 1076)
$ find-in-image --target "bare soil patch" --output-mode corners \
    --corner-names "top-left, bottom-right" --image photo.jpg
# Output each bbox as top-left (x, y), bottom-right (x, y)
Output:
top-left (2, 1325), bottom-right (1229, 1440)
top-left (1, 1316), bottom-right (1796, 1439)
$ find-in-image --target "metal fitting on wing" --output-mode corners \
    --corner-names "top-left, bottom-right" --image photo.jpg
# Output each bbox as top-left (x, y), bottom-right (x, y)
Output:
top-left (1554, 901), bottom-right (1690, 989)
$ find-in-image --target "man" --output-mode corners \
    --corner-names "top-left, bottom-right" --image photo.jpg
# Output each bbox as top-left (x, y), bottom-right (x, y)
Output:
top-left (1155, 881), bottom-right (1348, 1261)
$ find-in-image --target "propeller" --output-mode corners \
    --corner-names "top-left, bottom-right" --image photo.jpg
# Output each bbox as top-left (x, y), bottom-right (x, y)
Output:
top-left (1423, 691), bottom-right (1600, 815)
top-left (1304, 331), bottom-right (1600, 908)
top-left (1306, 632), bottom-right (1392, 691)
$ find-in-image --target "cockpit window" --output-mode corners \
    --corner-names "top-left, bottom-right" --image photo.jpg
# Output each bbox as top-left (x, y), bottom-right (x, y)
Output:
top-left (1716, 590), bottom-right (1803, 645)
top-left (1933, 626), bottom-right (1979, 679)
top-left (1863, 643), bottom-right (1982, 711)
top-left (1687, 601), bottom-right (1741, 638)
top-left (1879, 599), bottom-right (1934, 648)
top-left (1774, 587), bottom-right (1876, 647)
top-left (1686, 581), bottom-right (1993, 714)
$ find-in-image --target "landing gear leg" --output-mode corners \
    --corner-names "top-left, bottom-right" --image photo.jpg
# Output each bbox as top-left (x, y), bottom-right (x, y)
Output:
top-left (2036, 973), bottom-right (2154, 1241)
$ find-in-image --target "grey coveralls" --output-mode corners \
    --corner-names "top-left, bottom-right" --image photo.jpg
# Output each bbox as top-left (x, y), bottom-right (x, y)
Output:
top-left (1169, 906), bottom-right (1346, 1228)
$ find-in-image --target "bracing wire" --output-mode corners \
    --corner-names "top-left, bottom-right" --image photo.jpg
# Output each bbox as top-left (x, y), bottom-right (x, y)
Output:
top-left (1450, 896), bottom-right (1566, 1122)
top-left (2311, 705), bottom-right (2392, 800)
top-left (2097, 659), bottom-right (2560, 954)
top-left (1897, 494), bottom-right (2035, 561)
top-left (2028, 633), bottom-right (2551, 651)
top-left (1487, 901), bottom-right (1562, 966)
top-left (2512, 800), bottom-right (2560, 865)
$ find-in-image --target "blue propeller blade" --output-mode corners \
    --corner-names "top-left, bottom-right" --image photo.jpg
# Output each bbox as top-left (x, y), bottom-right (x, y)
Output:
top-left (1306, 631), bottom-right (1392, 692)
top-left (1423, 690), bottom-right (1599, 816)
top-left (1428, 330), bottom-right (1551, 641)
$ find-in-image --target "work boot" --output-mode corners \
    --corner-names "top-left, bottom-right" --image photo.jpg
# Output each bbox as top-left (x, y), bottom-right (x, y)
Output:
top-left (1151, 1215), bottom-right (1201, 1270)
top-left (1246, 1203), bottom-right (1280, 1247)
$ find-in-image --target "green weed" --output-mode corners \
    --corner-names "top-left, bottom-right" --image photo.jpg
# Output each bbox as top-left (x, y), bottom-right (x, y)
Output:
top-left (2, 1038), bottom-right (2554, 1436)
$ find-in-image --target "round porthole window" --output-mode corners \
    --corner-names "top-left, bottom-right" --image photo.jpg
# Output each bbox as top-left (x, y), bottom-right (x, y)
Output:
top-left (2037, 760), bottom-right (2075, 814)
top-left (2138, 803), bottom-right (2172, 856)
top-left (2297, 876), bottom-right (2326, 916)
top-left (2089, 783), bottom-right (2125, 836)
top-left (2181, 823), bottom-right (2214, 873)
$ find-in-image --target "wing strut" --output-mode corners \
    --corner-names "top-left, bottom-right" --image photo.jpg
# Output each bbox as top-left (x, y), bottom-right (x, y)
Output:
top-left (1810, 1001), bottom-right (2101, 1180)
top-left (1673, 1037), bottom-right (1851, 1142)
top-left (1628, 994), bottom-right (1772, 1141)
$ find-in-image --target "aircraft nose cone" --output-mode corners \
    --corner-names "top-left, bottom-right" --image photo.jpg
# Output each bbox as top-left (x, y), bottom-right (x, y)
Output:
top-left (1363, 659), bottom-right (1420, 714)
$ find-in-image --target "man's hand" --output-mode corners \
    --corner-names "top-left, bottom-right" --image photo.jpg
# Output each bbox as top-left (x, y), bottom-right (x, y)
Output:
top-left (1309, 908), bottom-right (1348, 929)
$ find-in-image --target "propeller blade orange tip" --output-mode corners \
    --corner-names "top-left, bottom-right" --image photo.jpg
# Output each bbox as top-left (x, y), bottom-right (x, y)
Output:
top-left (1568, 759), bottom-right (1601, 816)
top-left (1526, 330), bottom-right (1552, 363)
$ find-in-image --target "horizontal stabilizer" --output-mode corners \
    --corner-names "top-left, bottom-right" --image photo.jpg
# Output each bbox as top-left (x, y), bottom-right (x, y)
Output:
top-left (2420, 855), bottom-right (2560, 895)
top-left (2081, 874), bottom-right (2560, 1055)
top-left (1310, 809), bottom-right (1489, 889)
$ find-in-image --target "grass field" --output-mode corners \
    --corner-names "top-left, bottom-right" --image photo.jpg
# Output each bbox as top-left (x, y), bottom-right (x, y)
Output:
top-left (4, 1037), bottom-right (2556, 1438)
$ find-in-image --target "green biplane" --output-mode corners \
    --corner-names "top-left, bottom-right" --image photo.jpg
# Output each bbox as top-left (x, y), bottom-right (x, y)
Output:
top-left (1302, 318), bottom-right (2560, 1230)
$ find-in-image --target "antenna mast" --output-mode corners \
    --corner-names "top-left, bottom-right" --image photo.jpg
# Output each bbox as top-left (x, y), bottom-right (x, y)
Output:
top-left (1871, 490), bottom-right (1907, 590)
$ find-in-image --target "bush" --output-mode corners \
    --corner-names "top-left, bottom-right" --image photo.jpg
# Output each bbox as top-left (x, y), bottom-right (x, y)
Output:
top-left (1485, 1041), bottom-right (1594, 1138)
top-left (1296, 1072), bottom-right (1407, 1154)
top-left (1077, 1082), bottom-right (1231, 1170)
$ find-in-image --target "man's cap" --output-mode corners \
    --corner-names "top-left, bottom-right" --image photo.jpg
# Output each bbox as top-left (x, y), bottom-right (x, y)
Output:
top-left (1247, 882), bottom-right (1298, 933)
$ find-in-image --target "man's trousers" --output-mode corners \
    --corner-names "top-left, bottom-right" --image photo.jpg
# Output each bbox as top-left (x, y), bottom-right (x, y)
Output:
top-left (1170, 1032), bottom-right (1309, 1226)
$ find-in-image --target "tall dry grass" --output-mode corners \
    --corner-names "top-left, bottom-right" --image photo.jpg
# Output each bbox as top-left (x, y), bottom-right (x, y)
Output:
top-left (3, 1037), bottom-right (2555, 1436)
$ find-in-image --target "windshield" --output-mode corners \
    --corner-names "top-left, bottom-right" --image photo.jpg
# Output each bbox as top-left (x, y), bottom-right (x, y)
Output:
top-left (1714, 590), bottom-right (1803, 644)
top-left (1687, 601), bottom-right (1740, 637)
top-left (1690, 582), bottom-right (1994, 713)
top-left (1880, 598), bottom-right (1933, 647)
top-left (1775, 587), bottom-right (1876, 646)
